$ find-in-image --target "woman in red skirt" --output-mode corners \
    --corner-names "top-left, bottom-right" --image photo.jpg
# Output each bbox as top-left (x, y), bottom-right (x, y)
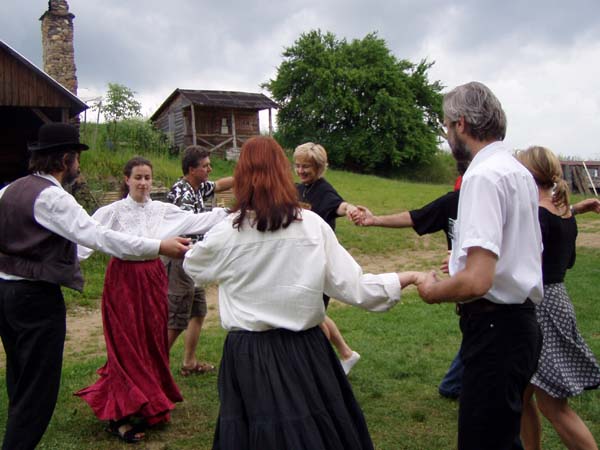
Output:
top-left (75, 156), bottom-right (227, 443)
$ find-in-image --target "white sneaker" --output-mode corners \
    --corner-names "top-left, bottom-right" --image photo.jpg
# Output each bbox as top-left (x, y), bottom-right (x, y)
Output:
top-left (340, 351), bottom-right (361, 375)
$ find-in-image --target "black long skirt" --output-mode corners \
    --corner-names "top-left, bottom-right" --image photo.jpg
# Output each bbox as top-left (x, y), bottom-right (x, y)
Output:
top-left (213, 326), bottom-right (374, 450)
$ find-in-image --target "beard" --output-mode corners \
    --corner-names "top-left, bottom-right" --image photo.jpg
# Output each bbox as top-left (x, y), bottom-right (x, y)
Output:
top-left (62, 165), bottom-right (81, 186)
top-left (450, 135), bottom-right (472, 162)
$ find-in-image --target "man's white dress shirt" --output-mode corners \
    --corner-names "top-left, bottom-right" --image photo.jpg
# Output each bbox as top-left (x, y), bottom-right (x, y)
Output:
top-left (449, 141), bottom-right (543, 304)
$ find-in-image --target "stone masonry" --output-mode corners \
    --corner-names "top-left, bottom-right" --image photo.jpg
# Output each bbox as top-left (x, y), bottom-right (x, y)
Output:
top-left (40, 0), bottom-right (78, 95)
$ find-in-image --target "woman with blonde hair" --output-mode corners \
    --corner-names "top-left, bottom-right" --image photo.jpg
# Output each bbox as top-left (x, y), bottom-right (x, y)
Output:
top-left (293, 142), bottom-right (361, 374)
top-left (517, 146), bottom-right (600, 450)
top-left (184, 136), bottom-right (426, 450)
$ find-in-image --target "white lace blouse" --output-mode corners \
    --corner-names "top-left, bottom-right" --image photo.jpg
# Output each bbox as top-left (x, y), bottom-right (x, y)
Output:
top-left (78, 195), bottom-right (228, 260)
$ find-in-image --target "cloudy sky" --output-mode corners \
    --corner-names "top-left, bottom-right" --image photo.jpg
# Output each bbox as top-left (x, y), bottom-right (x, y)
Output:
top-left (3, 0), bottom-right (600, 159)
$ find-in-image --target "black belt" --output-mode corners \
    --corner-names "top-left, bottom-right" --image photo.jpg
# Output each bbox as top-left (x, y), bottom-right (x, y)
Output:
top-left (456, 298), bottom-right (535, 317)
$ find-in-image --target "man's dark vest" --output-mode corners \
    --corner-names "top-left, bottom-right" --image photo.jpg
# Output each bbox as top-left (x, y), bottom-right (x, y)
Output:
top-left (0, 175), bottom-right (84, 291)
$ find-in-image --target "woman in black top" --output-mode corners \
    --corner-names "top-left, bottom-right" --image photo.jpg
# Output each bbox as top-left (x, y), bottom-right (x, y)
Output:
top-left (518, 146), bottom-right (600, 450)
top-left (294, 142), bottom-right (361, 374)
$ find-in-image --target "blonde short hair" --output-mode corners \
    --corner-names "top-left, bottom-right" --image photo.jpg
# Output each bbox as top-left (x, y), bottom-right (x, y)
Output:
top-left (293, 142), bottom-right (328, 178)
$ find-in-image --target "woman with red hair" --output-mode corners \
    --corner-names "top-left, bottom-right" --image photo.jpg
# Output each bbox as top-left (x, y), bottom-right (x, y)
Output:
top-left (184, 136), bottom-right (425, 450)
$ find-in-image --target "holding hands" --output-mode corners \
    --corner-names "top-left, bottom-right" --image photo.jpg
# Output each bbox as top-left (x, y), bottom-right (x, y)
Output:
top-left (337, 201), bottom-right (361, 221)
top-left (344, 203), bottom-right (359, 221)
top-left (398, 271), bottom-right (429, 289)
top-left (349, 205), bottom-right (375, 226)
top-left (416, 271), bottom-right (442, 304)
top-left (159, 236), bottom-right (192, 258)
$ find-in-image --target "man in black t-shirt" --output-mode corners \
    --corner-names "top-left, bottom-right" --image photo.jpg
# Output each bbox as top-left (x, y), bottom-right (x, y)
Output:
top-left (351, 169), bottom-right (465, 399)
top-left (408, 190), bottom-right (459, 251)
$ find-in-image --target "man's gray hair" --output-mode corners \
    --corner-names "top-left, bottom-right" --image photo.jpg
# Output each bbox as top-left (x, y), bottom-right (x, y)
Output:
top-left (443, 81), bottom-right (507, 141)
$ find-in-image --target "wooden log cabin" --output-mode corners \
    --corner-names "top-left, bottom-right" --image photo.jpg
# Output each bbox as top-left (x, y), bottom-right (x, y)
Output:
top-left (150, 89), bottom-right (278, 158)
top-left (0, 39), bottom-right (88, 184)
top-left (560, 160), bottom-right (600, 195)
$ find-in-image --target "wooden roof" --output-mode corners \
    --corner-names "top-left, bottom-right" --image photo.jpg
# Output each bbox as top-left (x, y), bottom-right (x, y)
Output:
top-left (150, 89), bottom-right (278, 121)
top-left (0, 40), bottom-right (88, 117)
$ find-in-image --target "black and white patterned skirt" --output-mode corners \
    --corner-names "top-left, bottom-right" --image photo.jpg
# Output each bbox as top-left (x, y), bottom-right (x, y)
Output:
top-left (530, 282), bottom-right (600, 398)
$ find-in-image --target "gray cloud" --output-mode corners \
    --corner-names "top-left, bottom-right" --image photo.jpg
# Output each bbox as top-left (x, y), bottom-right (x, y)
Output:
top-left (3, 0), bottom-right (600, 158)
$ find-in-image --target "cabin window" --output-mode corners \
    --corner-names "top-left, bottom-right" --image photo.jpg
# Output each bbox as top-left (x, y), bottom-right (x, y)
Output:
top-left (220, 118), bottom-right (229, 134)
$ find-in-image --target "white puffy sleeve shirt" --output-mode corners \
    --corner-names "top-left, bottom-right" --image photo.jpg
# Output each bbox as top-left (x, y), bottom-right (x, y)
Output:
top-left (77, 195), bottom-right (228, 260)
top-left (0, 174), bottom-right (161, 266)
top-left (183, 209), bottom-right (401, 332)
top-left (449, 142), bottom-right (544, 304)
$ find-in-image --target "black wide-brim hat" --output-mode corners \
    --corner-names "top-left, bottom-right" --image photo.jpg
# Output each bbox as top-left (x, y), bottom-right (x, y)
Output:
top-left (28, 123), bottom-right (90, 153)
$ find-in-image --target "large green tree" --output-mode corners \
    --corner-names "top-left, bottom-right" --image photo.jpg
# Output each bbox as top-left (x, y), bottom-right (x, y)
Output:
top-left (264, 30), bottom-right (444, 172)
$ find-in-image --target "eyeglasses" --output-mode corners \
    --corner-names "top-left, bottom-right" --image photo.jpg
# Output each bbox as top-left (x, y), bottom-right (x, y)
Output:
top-left (295, 163), bottom-right (314, 170)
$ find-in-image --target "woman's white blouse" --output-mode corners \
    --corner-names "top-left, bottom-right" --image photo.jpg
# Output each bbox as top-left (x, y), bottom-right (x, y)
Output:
top-left (183, 209), bottom-right (401, 332)
top-left (78, 195), bottom-right (228, 260)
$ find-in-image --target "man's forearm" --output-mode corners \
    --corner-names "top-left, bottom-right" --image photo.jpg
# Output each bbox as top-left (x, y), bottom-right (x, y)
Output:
top-left (421, 270), bottom-right (490, 303)
top-left (418, 247), bottom-right (496, 304)
top-left (215, 176), bottom-right (234, 192)
top-left (373, 211), bottom-right (414, 228)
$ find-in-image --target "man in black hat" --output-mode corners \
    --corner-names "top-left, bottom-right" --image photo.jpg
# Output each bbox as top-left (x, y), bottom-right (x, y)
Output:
top-left (0, 123), bottom-right (190, 450)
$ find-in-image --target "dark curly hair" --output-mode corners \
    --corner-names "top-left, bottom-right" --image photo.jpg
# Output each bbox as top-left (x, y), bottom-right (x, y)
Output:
top-left (28, 150), bottom-right (79, 174)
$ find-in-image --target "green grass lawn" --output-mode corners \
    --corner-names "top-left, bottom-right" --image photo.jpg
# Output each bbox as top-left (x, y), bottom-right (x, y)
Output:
top-left (1, 160), bottom-right (599, 449)
top-left (5, 251), bottom-right (599, 450)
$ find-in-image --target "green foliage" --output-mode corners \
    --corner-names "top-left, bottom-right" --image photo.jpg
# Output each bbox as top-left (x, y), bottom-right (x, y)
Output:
top-left (390, 149), bottom-right (458, 184)
top-left (78, 122), bottom-right (176, 193)
top-left (101, 83), bottom-right (142, 123)
top-left (265, 30), bottom-right (444, 173)
top-left (81, 119), bottom-right (171, 155)
top-left (97, 83), bottom-right (142, 146)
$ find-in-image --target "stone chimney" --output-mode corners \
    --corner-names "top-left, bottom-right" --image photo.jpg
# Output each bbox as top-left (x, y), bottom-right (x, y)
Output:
top-left (40, 0), bottom-right (78, 95)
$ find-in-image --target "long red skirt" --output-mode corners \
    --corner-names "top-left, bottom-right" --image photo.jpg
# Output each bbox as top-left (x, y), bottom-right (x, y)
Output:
top-left (75, 258), bottom-right (183, 425)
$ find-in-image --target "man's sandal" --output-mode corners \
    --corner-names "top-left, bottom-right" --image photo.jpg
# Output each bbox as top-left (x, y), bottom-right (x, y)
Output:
top-left (106, 418), bottom-right (144, 443)
top-left (180, 361), bottom-right (215, 376)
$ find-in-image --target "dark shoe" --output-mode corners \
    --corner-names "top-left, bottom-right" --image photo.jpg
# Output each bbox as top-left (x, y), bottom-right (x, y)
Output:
top-left (106, 418), bottom-right (144, 443)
